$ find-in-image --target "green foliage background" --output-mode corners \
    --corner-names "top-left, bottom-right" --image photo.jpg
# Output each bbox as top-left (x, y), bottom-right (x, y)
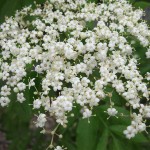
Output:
top-left (0, 0), bottom-right (150, 150)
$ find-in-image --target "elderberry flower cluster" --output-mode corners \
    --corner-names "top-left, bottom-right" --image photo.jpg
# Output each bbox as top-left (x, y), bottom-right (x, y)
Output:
top-left (0, 0), bottom-right (150, 148)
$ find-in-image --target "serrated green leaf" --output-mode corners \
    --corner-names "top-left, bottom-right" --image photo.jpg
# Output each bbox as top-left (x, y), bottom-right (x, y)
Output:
top-left (96, 129), bottom-right (109, 150)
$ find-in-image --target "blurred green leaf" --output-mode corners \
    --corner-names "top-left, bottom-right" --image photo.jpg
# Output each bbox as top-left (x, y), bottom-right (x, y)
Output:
top-left (111, 135), bottom-right (125, 150)
top-left (134, 2), bottom-right (150, 9)
top-left (61, 132), bottom-right (76, 150)
top-left (0, 0), bottom-right (21, 23)
top-left (87, 0), bottom-right (98, 3)
top-left (110, 125), bottom-right (126, 138)
top-left (77, 117), bottom-right (99, 150)
top-left (0, 0), bottom-right (46, 23)
top-left (128, 0), bottom-right (136, 3)
top-left (132, 133), bottom-right (149, 143)
top-left (96, 129), bottom-right (109, 150)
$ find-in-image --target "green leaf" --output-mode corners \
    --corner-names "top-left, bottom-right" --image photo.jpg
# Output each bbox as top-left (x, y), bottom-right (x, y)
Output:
top-left (76, 117), bottom-right (99, 150)
top-left (0, 0), bottom-right (46, 23)
top-left (61, 132), bottom-right (76, 150)
top-left (87, 0), bottom-right (98, 3)
top-left (134, 2), bottom-right (150, 9)
top-left (0, 0), bottom-right (22, 23)
top-left (110, 125), bottom-right (126, 138)
top-left (22, 0), bottom-right (46, 6)
top-left (96, 129), bottom-right (109, 150)
top-left (132, 133), bottom-right (149, 143)
top-left (86, 21), bottom-right (97, 30)
top-left (111, 135), bottom-right (125, 150)
top-left (128, 0), bottom-right (136, 3)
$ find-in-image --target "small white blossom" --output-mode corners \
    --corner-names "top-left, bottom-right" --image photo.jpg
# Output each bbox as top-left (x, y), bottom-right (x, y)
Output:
top-left (0, 97), bottom-right (10, 107)
top-left (33, 99), bottom-right (42, 109)
top-left (83, 108), bottom-right (92, 118)
top-left (54, 146), bottom-right (64, 150)
top-left (36, 113), bottom-right (47, 128)
top-left (17, 82), bottom-right (26, 91)
top-left (107, 108), bottom-right (118, 116)
top-left (17, 93), bottom-right (25, 103)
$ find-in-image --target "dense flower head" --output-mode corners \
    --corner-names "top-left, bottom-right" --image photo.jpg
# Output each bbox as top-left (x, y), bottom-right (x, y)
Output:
top-left (0, 0), bottom-right (150, 148)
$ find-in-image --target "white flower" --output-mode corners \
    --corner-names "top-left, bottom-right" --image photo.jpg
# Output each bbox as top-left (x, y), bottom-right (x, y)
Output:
top-left (83, 108), bottom-right (92, 118)
top-left (54, 146), bottom-right (64, 150)
top-left (17, 82), bottom-right (26, 91)
top-left (146, 72), bottom-right (150, 81)
top-left (137, 123), bottom-right (146, 132)
top-left (33, 99), bottom-right (42, 109)
top-left (0, 85), bottom-right (11, 96)
top-left (0, 97), bottom-right (10, 107)
top-left (28, 78), bottom-right (35, 89)
top-left (146, 48), bottom-right (150, 58)
top-left (62, 101), bottom-right (73, 111)
top-left (107, 108), bottom-right (118, 116)
top-left (36, 113), bottom-right (47, 128)
top-left (124, 126), bottom-right (137, 139)
top-left (17, 93), bottom-right (25, 103)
